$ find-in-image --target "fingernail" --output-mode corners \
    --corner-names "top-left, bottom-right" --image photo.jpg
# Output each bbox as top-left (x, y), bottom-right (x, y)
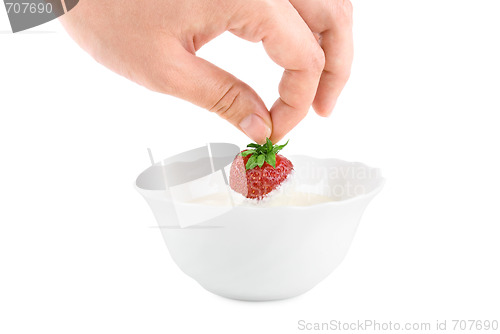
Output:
top-left (239, 114), bottom-right (272, 143)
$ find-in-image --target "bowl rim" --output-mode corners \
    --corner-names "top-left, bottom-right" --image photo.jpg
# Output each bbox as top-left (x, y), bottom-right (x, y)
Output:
top-left (135, 155), bottom-right (385, 210)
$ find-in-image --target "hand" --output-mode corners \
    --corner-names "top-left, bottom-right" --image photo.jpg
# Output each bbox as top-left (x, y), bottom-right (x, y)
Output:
top-left (60, 0), bottom-right (353, 143)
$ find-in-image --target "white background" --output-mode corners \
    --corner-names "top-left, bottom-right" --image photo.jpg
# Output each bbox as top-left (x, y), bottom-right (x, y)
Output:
top-left (1, 1), bottom-right (499, 333)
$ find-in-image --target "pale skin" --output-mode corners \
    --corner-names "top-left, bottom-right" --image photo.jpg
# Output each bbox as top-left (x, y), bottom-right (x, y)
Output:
top-left (60, 0), bottom-right (353, 143)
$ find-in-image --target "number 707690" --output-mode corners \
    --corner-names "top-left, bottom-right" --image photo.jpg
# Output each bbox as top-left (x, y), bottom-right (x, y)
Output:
top-left (5, 2), bottom-right (53, 14)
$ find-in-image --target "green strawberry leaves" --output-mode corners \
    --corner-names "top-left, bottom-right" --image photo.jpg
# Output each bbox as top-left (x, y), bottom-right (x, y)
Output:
top-left (245, 154), bottom-right (259, 170)
top-left (241, 137), bottom-right (289, 170)
top-left (265, 151), bottom-right (276, 168)
top-left (256, 154), bottom-right (265, 167)
top-left (240, 150), bottom-right (255, 157)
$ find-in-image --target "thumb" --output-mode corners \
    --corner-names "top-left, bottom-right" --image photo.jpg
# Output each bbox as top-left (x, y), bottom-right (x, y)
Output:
top-left (158, 47), bottom-right (272, 144)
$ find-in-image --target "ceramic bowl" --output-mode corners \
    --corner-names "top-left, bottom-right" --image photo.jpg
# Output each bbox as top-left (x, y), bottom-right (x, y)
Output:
top-left (136, 151), bottom-right (384, 301)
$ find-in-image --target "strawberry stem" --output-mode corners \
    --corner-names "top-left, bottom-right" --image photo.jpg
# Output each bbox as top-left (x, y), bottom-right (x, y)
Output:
top-left (242, 138), bottom-right (289, 170)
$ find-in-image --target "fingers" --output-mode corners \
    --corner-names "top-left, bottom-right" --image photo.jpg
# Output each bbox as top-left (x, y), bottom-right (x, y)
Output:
top-left (153, 44), bottom-right (272, 144)
top-left (153, 0), bottom-right (351, 144)
top-left (286, 0), bottom-right (354, 117)
top-left (231, 0), bottom-right (325, 143)
top-left (312, 3), bottom-right (354, 117)
top-left (263, 4), bottom-right (326, 143)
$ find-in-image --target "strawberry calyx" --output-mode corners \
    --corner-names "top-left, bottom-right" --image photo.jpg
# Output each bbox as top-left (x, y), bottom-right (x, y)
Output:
top-left (240, 138), bottom-right (289, 170)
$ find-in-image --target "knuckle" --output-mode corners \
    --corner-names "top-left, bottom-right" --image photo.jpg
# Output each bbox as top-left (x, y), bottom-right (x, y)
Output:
top-left (258, 0), bottom-right (281, 13)
top-left (231, 0), bottom-right (278, 42)
top-left (334, 0), bottom-right (353, 23)
top-left (257, 3), bottom-right (281, 30)
top-left (209, 82), bottom-right (243, 121)
top-left (342, 0), bottom-right (353, 15)
top-left (325, 60), bottom-right (351, 84)
top-left (323, 0), bottom-right (353, 26)
top-left (310, 48), bottom-right (326, 74)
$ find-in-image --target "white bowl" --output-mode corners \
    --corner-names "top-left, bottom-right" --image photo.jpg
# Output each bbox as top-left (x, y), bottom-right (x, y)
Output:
top-left (136, 154), bottom-right (384, 301)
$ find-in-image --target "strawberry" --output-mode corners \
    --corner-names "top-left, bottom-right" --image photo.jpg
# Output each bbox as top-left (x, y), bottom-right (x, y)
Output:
top-left (229, 138), bottom-right (293, 199)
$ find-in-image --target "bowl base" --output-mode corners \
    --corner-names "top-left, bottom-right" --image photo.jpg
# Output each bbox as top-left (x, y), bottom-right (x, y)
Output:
top-left (200, 283), bottom-right (315, 302)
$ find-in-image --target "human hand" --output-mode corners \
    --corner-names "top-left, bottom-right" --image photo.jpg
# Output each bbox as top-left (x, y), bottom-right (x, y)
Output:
top-left (60, 0), bottom-right (353, 143)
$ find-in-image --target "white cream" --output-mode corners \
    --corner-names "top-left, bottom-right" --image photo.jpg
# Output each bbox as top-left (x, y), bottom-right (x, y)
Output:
top-left (188, 186), bottom-right (335, 207)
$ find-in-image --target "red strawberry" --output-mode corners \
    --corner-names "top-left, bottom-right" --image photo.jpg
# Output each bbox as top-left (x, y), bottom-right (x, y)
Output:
top-left (229, 138), bottom-right (293, 199)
